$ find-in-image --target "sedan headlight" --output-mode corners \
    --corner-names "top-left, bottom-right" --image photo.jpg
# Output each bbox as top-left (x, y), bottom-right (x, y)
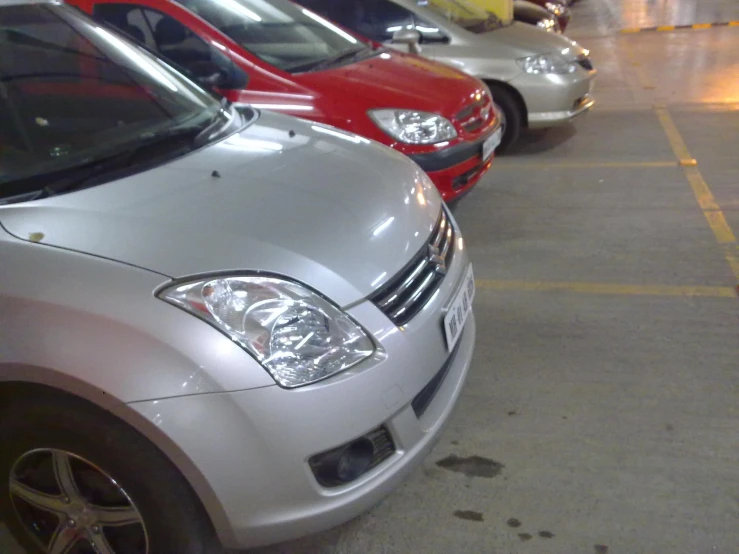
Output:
top-left (517, 52), bottom-right (577, 74)
top-left (545, 2), bottom-right (565, 16)
top-left (536, 17), bottom-right (558, 32)
top-left (369, 109), bottom-right (457, 144)
top-left (159, 276), bottom-right (375, 388)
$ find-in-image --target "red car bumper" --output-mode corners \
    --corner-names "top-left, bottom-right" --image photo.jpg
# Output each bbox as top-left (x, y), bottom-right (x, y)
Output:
top-left (409, 126), bottom-right (500, 201)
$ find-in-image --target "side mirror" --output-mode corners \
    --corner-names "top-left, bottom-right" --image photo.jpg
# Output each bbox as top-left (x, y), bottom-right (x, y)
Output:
top-left (187, 60), bottom-right (249, 91)
top-left (391, 28), bottom-right (422, 55)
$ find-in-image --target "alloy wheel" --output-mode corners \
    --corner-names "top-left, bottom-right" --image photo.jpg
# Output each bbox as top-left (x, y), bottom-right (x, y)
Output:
top-left (8, 448), bottom-right (149, 554)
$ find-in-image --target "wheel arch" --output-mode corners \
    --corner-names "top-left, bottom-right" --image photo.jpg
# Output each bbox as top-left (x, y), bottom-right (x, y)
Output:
top-left (0, 371), bottom-right (238, 548)
top-left (480, 79), bottom-right (529, 127)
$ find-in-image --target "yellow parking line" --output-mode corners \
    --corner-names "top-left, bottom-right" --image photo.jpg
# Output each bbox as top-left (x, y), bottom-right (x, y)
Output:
top-left (723, 245), bottom-right (739, 279)
top-left (621, 21), bottom-right (739, 32)
top-left (494, 161), bottom-right (676, 169)
top-left (475, 280), bottom-right (737, 298)
top-left (655, 106), bottom-right (739, 279)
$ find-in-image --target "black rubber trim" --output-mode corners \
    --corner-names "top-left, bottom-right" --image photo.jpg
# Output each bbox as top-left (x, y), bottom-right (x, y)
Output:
top-left (409, 127), bottom-right (497, 173)
top-left (412, 339), bottom-right (462, 419)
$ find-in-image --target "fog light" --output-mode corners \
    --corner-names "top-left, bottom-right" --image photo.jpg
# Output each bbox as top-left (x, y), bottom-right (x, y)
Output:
top-left (309, 427), bottom-right (395, 487)
top-left (336, 439), bottom-right (374, 482)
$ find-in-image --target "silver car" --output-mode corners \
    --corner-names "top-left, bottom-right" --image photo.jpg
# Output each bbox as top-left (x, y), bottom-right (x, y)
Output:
top-left (0, 1), bottom-right (475, 552)
top-left (298, 0), bottom-right (597, 150)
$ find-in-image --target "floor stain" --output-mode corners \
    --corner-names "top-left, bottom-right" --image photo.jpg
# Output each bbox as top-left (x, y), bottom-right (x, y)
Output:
top-left (595, 545), bottom-right (609, 554)
top-left (453, 510), bottom-right (484, 522)
top-left (506, 517), bottom-right (522, 528)
top-left (538, 531), bottom-right (555, 539)
top-left (435, 455), bottom-right (505, 478)
top-left (508, 410), bottom-right (517, 416)
top-left (518, 533), bottom-right (533, 542)
top-left (451, 440), bottom-right (460, 445)
top-left (666, 423), bottom-right (674, 432)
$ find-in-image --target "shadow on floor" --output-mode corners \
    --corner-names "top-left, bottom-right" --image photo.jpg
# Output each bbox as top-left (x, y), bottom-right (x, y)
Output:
top-left (504, 124), bottom-right (578, 156)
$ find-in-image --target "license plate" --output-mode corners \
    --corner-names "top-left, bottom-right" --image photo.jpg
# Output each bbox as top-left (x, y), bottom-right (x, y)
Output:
top-left (443, 265), bottom-right (475, 351)
top-left (482, 128), bottom-right (502, 161)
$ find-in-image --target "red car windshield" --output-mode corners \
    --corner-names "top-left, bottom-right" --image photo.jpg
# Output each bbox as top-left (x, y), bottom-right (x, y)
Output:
top-left (175, 0), bottom-right (371, 72)
top-left (0, 3), bottom-right (225, 201)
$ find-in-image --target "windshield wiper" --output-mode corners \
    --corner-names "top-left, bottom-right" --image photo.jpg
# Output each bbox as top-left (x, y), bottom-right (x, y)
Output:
top-left (2, 126), bottom-right (205, 204)
top-left (292, 45), bottom-right (371, 73)
top-left (1, 102), bottom-right (235, 205)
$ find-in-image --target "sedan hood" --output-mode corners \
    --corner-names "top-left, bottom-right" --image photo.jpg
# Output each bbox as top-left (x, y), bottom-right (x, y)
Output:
top-left (0, 111), bottom-right (441, 307)
top-left (482, 21), bottom-right (586, 57)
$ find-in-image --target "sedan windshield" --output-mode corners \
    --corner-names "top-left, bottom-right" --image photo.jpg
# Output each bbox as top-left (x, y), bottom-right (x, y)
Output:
top-left (176, 0), bottom-right (371, 72)
top-left (421, 0), bottom-right (504, 33)
top-left (0, 3), bottom-right (227, 203)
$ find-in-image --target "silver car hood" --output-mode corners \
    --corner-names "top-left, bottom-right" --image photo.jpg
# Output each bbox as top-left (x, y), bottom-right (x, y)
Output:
top-left (480, 22), bottom-right (586, 57)
top-left (0, 111), bottom-right (441, 306)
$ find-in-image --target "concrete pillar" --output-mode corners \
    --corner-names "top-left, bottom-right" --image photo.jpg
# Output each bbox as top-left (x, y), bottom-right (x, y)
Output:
top-left (472, 0), bottom-right (514, 24)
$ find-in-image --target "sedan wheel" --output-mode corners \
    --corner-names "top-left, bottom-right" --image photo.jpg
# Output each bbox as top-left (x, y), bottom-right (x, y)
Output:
top-left (9, 448), bottom-right (148, 554)
top-left (487, 84), bottom-right (522, 153)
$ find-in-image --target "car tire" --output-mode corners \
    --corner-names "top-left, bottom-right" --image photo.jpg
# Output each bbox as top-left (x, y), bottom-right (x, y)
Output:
top-left (0, 395), bottom-right (221, 554)
top-left (487, 84), bottom-right (523, 153)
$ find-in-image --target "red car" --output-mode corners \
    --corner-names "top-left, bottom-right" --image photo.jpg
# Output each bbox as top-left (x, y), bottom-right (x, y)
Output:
top-left (69, 0), bottom-right (502, 200)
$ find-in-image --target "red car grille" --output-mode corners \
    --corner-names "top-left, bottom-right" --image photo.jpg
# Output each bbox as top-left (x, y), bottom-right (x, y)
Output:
top-left (454, 90), bottom-right (494, 134)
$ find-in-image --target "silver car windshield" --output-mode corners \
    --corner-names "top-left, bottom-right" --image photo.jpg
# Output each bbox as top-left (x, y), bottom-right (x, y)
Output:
top-left (175, 0), bottom-right (372, 72)
top-left (0, 3), bottom-right (228, 201)
top-left (420, 0), bottom-right (505, 32)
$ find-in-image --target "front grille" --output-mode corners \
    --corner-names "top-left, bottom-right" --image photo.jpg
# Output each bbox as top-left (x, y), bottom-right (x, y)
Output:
top-left (577, 56), bottom-right (593, 70)
top-left (455, 90), bottom-right (494, 134)
top-left (452, 159), bottom-right (487, 190)
top-left (412, 341), bottom-right (461, 418)
top-left (371, 209), bottom-right (454, 327)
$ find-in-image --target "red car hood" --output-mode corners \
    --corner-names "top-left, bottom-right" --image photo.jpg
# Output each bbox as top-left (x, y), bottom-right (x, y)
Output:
top-left (295, 48), bottom-right (486, 118)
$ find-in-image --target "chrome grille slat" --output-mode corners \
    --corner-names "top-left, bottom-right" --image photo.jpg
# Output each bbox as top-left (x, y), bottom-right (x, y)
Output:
top-left (389, 270), bottom-right (436, 320)
top-left (376, 257), bottom-right (427, 308)
top-left (439, 226), bottom-right (452, 259)
top-left (370, 209), bottom-right (455, 326)
top-left (455, 90), bottom-right (494, 134)
top-left (431, 215), bottom-right (446, 249)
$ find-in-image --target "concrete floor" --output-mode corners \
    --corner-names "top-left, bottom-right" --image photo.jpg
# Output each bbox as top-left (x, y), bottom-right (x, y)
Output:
top-left (3, 0), bottom-right (739, 553)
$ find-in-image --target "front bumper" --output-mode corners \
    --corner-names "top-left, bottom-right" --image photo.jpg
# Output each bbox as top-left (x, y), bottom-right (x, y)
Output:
top-left (409, 122), bottom-right (501, 201)
top-left (512, 66), bottom-right (597, 128)
top-left (128, 239), bottom-right (476, 549)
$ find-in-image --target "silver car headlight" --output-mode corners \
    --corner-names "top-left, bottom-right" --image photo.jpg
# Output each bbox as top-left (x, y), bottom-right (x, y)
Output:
top-left (517, 52), bottom-right (576, 74)
top-left (545, 2), bottom-right (565, 16)
top-left (159, 276), bottom-right (374, 388)
top-left (369, 109), bottom-right (457, 144)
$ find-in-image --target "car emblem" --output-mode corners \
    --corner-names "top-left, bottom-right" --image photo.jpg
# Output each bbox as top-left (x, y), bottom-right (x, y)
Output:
top-left (428, 244), bottom-right (447, 275)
